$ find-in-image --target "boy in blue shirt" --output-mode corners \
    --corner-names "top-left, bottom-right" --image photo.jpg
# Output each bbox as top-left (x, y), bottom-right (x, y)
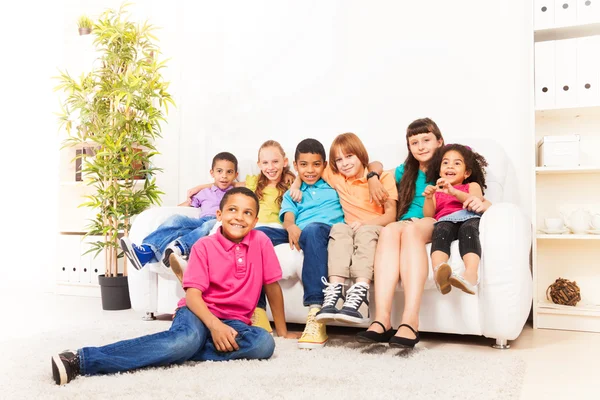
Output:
top-left (256, 138), bottom-right (344, 349)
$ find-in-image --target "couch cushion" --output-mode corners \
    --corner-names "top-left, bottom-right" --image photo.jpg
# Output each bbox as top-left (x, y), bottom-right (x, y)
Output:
top-left (273, 241), bottom-right (470, 292)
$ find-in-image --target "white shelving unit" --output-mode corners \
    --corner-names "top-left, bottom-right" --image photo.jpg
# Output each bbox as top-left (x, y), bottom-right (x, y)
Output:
top-left (533, 2), bottom-right (600, 333)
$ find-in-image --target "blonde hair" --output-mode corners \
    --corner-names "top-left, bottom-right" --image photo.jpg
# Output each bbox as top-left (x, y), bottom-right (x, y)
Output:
top-left (255, 140), bottom-right (292, 207)
top-left (329, 133), bottom-right (369, 174)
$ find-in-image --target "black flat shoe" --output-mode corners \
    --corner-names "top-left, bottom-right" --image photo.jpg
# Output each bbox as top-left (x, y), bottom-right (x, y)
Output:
top-left (389, 324), bottom-right (420, 348)
top-left (356, 321), bottom-right (396, 343)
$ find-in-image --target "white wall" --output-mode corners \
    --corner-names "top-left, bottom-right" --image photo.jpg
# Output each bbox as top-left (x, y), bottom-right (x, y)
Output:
top-left (0, 0), bottom-right (533, 290)
top-left (178, 0), bottom-right (534, 212)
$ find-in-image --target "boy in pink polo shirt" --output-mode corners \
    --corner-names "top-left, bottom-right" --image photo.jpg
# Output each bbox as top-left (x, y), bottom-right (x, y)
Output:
top-left (51, 187), bottom-right (293, 385)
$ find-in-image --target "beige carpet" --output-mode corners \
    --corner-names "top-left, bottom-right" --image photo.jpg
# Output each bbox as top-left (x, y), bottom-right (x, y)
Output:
top-left (1, 319), bottom-right (525, 399)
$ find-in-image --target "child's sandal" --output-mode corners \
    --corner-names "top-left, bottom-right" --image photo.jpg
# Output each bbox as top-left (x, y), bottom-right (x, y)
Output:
top-left (449, 272), bottom-right (477, 295)
top-left (433, 263), bottom-right (452, 295)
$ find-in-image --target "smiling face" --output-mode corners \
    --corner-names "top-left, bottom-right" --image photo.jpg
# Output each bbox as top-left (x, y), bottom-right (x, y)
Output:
top-left (333, 147), bottom-right (363, 179)
top-left (216, 193), bottom-right (259, 243)
top-left (440, 150), bottom-right (471, 185)
top-left (257, 146), bottom-right (288, 185)
top-left (293, 153), bottom-right (326, 186)
top-left (408, 132), bottom-right (444, 168)
top-left (210, 159), bottom-right (238, 190)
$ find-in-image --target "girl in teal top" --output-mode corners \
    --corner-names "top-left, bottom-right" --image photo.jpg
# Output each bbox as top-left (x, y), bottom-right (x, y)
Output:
top-left (356, 117), bottom-right (445, 348)
top-left (394, 163), bottom-right (429, 221)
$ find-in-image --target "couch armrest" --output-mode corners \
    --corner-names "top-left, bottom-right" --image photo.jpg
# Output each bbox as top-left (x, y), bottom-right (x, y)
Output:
top-left (478, 203), bottom-right (532, 340)
top-left (128, 206), bottom-right (200, 314)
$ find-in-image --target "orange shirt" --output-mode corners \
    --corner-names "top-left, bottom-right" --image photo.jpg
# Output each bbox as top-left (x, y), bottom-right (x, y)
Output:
top-left (322, 166), bottom-right (398, 224)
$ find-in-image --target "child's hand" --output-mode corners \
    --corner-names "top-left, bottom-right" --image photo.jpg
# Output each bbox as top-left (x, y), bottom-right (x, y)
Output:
top-left (209, 321), bottom-right (239, 352)
top-left (463, 196), bottom-right (488, 213)
top-left (368, 177), bottom-right (388, 206)
top-left (283, 172), bottom-right (295, 185)
top-left (349, 221), bottom-right (363, 232)
top-left (286, 224), bottom-right (302, 251)
top-left (187, 186), bottom-right (201, 200)
top-left (289, 188), bottom-right (303, 203)
top-left (422, 185), bottom-right (437, 199)
top-left (435, 178), bottom-right (456, 196)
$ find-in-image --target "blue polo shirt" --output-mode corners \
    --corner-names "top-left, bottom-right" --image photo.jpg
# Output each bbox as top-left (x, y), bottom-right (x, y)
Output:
top-left (279, 178), bottom-right (344, 229)
top-left (395, 164), bottom-right (432, 220)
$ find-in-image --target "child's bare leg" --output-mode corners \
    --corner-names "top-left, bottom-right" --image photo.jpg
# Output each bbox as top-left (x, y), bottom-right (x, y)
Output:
top-left (431, 250), bottom-right (449, 270)
top-left (368, 222), bottom-right (406, 332)
top-left (461, 253), bottom-right (480, 286)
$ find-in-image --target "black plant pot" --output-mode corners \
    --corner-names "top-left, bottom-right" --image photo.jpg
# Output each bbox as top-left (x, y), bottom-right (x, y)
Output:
top-left (98, 274), bottom-right (131, 310)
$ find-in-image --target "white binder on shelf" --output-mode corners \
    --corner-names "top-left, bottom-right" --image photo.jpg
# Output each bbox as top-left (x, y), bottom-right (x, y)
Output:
top-left (88, 235), bottom-right (106, 282)
top-left (56, 235), bottom-right (74, 282)
top-left (577, 0), bottom-right (600, 24)
top-left (555, 38), bottom-right (578, 107)
top-left (66, 236), bottom-right (82, 283)
top-left (576, 36), bottom-right (600, 105)
top-left (535, 0), bottom-right (556, 30)
top-left (80, 236), bottom-right (96, 284)
top-left (535, 41), bottom-right (557, 109)
top-left (555, 0), bottom-right (578, 26)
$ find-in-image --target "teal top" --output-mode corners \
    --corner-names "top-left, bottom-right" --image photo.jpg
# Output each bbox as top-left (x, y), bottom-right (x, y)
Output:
top-left (395, 163), bottom-right (432, 221)
top-left (279, 179), bottom-right (344, 229)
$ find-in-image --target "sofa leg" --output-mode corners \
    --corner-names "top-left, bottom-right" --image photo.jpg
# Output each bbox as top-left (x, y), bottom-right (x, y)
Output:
top-left (142, 312), bottom-right (156, 321)
top-left (492, 339), bottom-right (510, 349)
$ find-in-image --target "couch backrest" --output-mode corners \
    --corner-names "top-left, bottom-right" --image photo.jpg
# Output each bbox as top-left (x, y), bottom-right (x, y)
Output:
top-left (235, 137), bottom-right (518, 206)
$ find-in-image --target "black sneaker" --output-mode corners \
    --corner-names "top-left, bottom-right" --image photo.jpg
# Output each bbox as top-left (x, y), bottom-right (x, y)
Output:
top-left (335, 282), bottom-right (370, 324)
top-left (315, 278), bottom-right (344, 323)
top-left (51, 350), bottom-right (81, 385)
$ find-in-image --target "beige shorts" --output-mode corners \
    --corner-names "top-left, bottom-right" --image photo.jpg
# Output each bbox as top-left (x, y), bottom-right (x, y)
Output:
top-left (327, 223), bottom-right (382, 281)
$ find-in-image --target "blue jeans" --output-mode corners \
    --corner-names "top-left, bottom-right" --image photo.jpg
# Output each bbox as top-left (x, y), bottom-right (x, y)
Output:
top-left (143, 215), bottom-right (217, 260)
top-left (79, 307), bottom-right (275, 376)
top-left (255, 222), bottom-right (331, 306)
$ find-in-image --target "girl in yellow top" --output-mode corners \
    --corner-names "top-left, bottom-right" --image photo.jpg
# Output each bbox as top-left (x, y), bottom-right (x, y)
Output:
top-left (182, 140), bottom-right (294, 333)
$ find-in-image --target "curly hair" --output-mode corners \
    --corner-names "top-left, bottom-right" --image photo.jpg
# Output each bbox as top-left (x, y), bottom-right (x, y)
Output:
top-left (426, 144), bottom-right (488, 194)
top-left (254, 140), bottom-right (292, 207)
top-left (397, 118), bottom-right (444, 220)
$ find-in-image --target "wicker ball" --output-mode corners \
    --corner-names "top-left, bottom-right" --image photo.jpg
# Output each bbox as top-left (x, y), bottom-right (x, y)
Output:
top-left (546, 278), bottom-right (581, 306)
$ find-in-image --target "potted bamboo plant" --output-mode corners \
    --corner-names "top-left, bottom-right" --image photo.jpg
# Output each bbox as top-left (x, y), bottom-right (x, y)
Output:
top-left (77, 15), bottom-right (93, 35)
top-left (56, 4), bottom-right (175, 310)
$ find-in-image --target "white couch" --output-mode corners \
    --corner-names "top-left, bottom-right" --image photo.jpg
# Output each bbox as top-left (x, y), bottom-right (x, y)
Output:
top-left (127, 138), bottom-right (532, 347)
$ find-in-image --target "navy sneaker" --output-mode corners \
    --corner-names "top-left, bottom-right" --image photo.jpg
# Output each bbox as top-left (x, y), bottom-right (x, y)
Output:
top-left (335, 282), bottom-right (370, 324)
top-left (120, 237), bottom-right (153, 270)
top-left (51, 350), bottom-right (80, 385)
top-left (315, 278), bottom-right (345, 323)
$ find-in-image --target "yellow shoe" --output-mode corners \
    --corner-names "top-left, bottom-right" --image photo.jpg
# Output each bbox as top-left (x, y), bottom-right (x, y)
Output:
top-left (250, 307), bottom-right (273, 334)
top-left (298, 307), bottom-right (328, 349)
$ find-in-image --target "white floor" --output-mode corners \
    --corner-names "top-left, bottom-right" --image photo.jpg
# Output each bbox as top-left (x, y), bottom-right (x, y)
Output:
top-left (2, 292), bottom-right (598, 399)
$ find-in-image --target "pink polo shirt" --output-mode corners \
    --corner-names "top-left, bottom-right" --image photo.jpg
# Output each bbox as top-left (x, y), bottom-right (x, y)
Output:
top-left (177, 228), bottom-right (282, 324)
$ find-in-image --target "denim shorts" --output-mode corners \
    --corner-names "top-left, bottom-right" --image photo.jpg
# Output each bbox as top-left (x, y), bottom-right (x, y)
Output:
top-left (435, 209), bottom-right (481, 224)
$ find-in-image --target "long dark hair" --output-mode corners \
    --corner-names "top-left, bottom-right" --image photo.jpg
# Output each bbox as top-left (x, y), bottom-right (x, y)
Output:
top-left (254, 140), bottom-right (292, 207)
top-left (397, 118), bottom-right (444, 219)
top-left (426, 144), bottom-right (488, 194)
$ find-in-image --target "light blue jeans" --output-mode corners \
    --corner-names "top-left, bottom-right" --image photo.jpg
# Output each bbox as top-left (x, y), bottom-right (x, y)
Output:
top-left (79, 306), bottom-right (275, 376)
top-left (142, 215), bottom-right (217, 260)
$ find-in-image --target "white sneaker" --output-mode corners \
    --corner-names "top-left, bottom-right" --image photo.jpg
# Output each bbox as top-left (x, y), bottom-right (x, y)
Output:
top-left (162, 242), bottom-right (183, 269)
top-left (169, 253), bottom-right (188, 283)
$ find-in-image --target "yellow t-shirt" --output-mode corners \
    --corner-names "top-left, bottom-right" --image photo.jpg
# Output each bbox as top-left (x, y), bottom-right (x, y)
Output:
top-left (321, 166), bottom-right (398, 224)
top-left (245, 174), bottom-right (282, 224)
